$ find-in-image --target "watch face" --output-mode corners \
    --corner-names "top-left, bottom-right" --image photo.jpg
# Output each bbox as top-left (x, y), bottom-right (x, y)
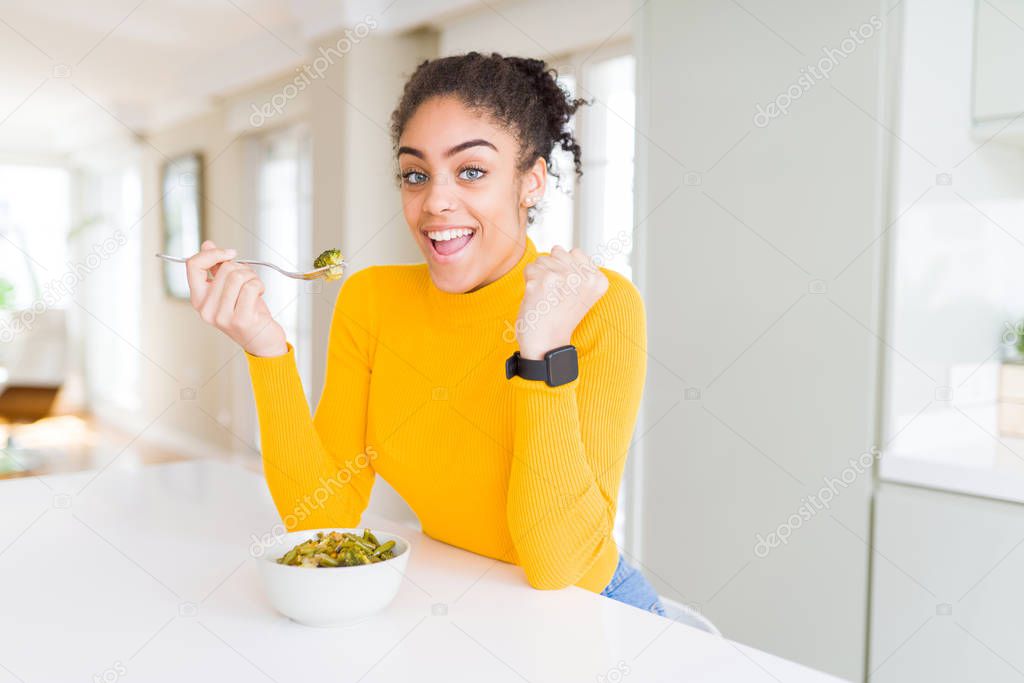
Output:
top-left (546, 346), bottom-right (579, 386)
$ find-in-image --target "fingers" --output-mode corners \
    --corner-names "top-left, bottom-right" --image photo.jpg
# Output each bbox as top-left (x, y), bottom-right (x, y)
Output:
top-left (198, 261), bottom-right (247, 324)
top-left (214, 267), bottom-right (260, 329)
top-left (548, 244), bottom-right (575, 267)
top-left (524, 247), bottom-right (603, 296)
top-left (186, 240), bottom-right (236, 307)
top-left (182, 241), bottom-right (284, 355)
top-left (526, 254), bottom-right (562, 278)
top-left (523, 261), bottom-right (543, 279)
top-left (235, 277), bottom-right (265, 323)
top-left (525, 246), bottom-right (608, 306)
top-left (568, 246), bottom-right (593, 269)
top-left (203, 242), bottom-right (225, 281)
top-left (555, 245), bottom-right (597, 273)
top-left (531, 246), bottom-right (596, 280)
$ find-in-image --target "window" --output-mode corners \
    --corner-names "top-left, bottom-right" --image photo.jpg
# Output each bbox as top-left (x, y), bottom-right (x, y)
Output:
top-left (239, 124), bottom-right (314, 450)
top-left (529, 72), bottom-right (578, 253)
top-left (77, 162), bottom-right (142, 415)
top-left (0, 165), bottom-right (71, 311)
top-left (252, 125), bottom-right (313, 395)
top-left (533, 48), bottom-right (637, 283)
top-left (546, 45), bottom-right (638, 548)
top-left (577, 52), bottom-right (636, 279)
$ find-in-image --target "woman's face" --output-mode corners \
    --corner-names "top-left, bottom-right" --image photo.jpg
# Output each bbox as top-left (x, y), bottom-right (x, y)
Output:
top-left (398, 96), bottom-right (545, 293)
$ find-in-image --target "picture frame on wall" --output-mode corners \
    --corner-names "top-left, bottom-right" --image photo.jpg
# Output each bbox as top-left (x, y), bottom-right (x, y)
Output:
top-left (160, 152), bottom-right (204, 300)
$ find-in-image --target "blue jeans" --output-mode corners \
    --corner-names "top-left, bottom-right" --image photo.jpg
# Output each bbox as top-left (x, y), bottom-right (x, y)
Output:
top-left (600, 554), bottom-right (666, 616)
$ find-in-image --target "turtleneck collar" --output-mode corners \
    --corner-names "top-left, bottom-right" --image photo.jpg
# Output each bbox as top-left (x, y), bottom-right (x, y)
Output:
top-left (425, 236), bottom-right (538, 323)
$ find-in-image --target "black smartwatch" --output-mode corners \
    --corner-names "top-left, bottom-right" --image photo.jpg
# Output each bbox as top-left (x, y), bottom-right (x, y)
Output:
top-left (505, 345), bottom-right (578, 387)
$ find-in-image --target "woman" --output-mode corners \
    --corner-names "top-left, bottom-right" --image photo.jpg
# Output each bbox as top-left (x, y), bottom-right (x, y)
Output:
top-left (185, 52), bottom-right (665, 616)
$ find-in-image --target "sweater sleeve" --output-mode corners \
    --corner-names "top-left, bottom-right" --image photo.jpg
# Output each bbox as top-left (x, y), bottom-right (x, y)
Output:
top-left (245, 267), bottom-right (379, 530)
top-left (506, 272), bottom-right (647, 590)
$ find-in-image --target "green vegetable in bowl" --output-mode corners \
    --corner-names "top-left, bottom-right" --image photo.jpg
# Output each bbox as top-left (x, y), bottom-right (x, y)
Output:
top-left (313, 248), bottom-right (345, 281)
top-left (277, 529), bottom-right (397, 568)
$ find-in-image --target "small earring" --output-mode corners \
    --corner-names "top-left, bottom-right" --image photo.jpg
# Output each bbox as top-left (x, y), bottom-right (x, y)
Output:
top-left (526, 196), bottom-right (537, 205)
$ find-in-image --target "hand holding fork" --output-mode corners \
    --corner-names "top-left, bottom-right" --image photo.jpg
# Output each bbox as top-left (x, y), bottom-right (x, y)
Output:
top-left (176, 241), bottom-right (290, 358)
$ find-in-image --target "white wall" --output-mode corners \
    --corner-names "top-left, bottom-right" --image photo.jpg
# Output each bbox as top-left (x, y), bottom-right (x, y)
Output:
top-left (634, 1), bottom-right (886, 678)
top-left (440, 0), bottom-right (633, 59)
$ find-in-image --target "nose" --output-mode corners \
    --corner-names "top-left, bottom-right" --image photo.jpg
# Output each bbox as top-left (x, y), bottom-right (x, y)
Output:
top-left (423, 172), bottom-right (457, 215)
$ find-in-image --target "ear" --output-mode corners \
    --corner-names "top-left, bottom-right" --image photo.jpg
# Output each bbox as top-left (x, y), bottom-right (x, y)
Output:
top-left (519, 156), bottom-right (547, 207)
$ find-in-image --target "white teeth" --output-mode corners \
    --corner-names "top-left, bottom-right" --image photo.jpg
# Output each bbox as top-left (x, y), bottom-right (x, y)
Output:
top-left (427, 228), bottom-right (474, 241)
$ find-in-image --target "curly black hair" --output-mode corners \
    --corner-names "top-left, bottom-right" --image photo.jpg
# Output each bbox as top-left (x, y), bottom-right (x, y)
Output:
top-left (389, 51), bottom-right (591, 224)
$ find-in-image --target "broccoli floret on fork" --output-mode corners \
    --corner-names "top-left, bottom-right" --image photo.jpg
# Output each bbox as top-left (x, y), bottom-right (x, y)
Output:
top-left (313, 248), bottom-right (345, 281)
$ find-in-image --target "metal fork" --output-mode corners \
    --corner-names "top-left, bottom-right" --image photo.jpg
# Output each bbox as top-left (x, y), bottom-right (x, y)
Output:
top-left (154, 253), bottom-right (347, 281)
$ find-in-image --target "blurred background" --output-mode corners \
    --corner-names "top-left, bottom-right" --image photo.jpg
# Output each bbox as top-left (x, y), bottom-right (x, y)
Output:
top-left (2, 0), bottom-right (1024, 680)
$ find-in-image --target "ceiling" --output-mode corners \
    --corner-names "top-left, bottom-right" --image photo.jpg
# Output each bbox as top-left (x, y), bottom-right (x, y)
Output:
top-left (0, 0), bottom-right (482, 159)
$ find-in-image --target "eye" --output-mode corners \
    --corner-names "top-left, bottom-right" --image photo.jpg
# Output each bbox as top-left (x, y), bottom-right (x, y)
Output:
top-left (401, 170), bottom-right (427, 186)
top-left (459, 165), bottom-right (486, 181)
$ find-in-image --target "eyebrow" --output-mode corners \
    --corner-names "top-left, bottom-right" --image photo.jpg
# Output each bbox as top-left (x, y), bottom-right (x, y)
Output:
top-left (397, 138), bottom-right (498, 160)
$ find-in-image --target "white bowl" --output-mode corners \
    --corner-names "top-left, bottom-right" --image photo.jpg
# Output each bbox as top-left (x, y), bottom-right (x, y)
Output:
top-left (256, 528), bottom-right (411, 627)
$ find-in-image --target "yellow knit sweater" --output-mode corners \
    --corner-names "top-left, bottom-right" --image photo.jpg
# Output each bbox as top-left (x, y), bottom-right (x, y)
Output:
top-left (245, 237), bottom-right (647, 592)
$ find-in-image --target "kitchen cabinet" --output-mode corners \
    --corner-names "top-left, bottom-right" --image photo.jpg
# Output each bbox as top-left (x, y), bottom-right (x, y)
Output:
top-left (869, 481), bottom-right (1024, 681)
top-left (972, 0), bottom-right (1024, 142)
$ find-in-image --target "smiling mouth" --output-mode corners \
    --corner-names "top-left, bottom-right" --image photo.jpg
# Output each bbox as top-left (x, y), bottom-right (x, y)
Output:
top-left (425, 227), bottom-right (476, 258)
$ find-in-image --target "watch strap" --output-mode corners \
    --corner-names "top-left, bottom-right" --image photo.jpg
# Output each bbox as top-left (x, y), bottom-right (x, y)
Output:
top-left (505, 346), bottom-right (578, 387)
top-left (505, 352), bottom-right (548, 382)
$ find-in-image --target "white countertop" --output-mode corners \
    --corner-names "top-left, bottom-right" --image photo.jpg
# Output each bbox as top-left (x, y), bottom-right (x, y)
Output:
top-left (882, 404), bottom-right (1024, 504)
top-left (0, 460), bottom-right (843, 682)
